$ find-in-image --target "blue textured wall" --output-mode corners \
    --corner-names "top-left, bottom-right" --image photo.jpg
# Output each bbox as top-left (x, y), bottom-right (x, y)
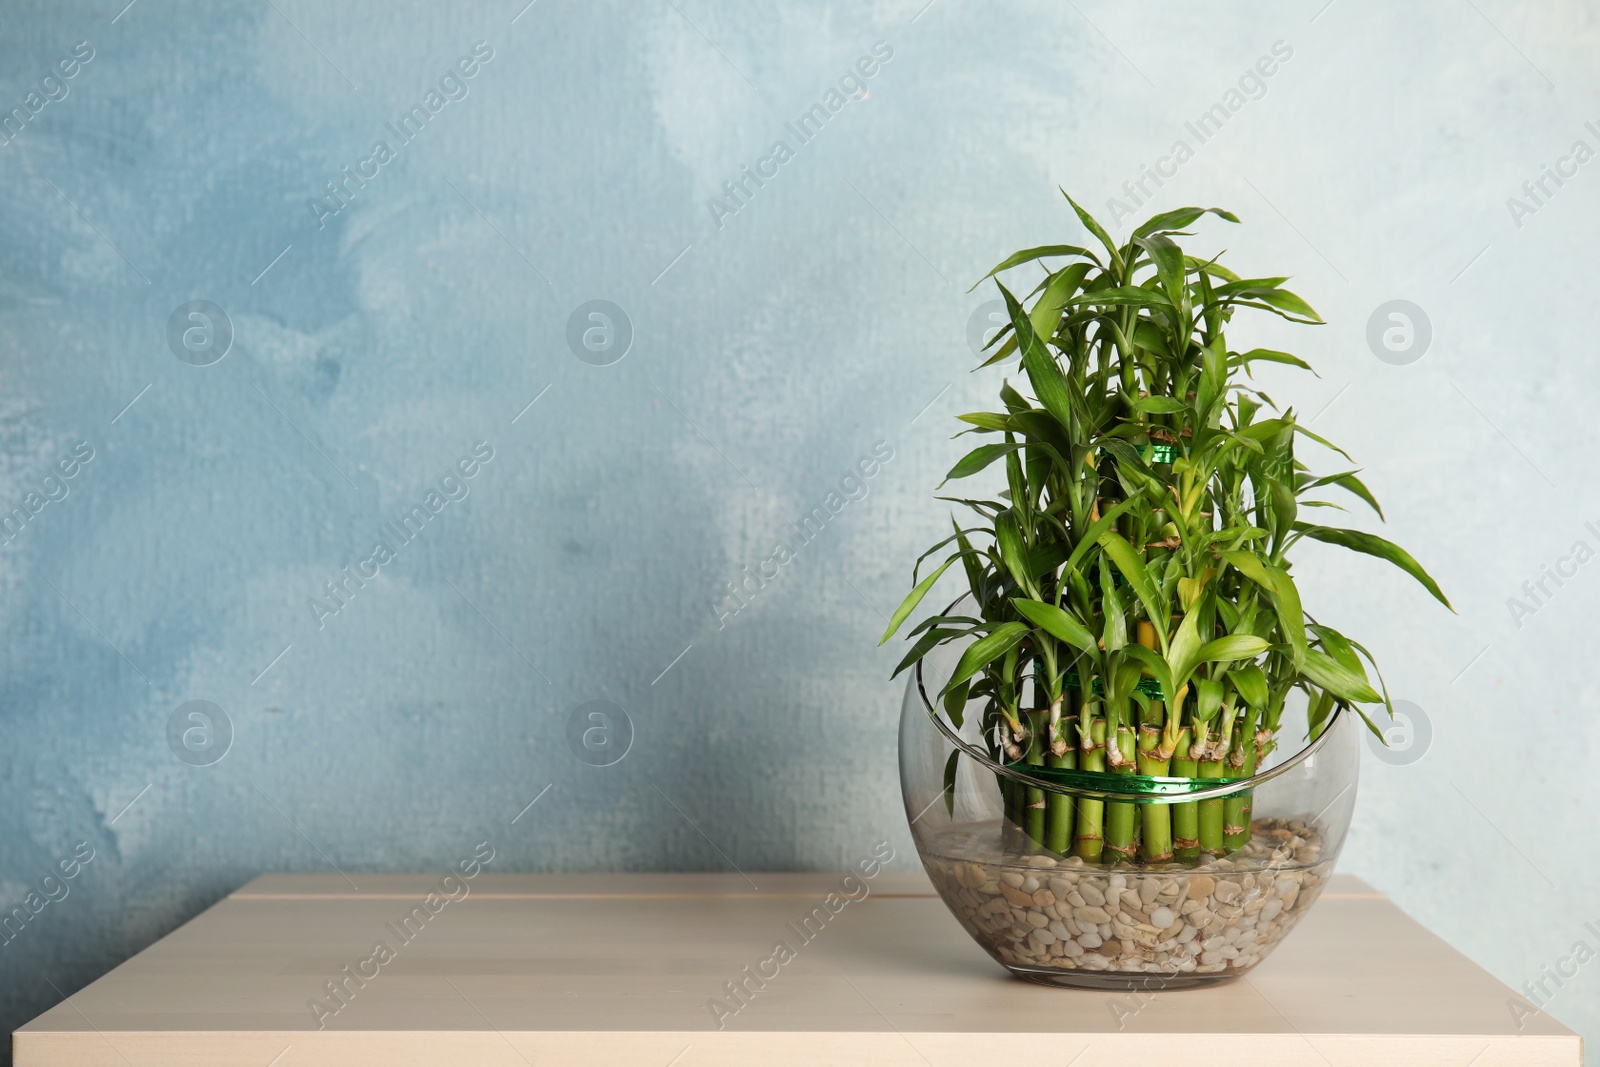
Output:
top-left (3, 0), bottom-right (1598, 1052)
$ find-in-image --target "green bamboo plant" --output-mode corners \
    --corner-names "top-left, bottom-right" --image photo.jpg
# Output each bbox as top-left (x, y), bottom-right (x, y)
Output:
top-left (883, 192), bottom-right (1450, 864)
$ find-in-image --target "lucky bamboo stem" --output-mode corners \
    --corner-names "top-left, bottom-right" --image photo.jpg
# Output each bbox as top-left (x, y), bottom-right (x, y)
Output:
top-left (1222, 735), bottom-right (1257, 852)
top-left (1171, 725), bottom-right (1200, 863)
top-left (1104, 724), bottom-right (1139, 863)
top-left (1074, 715), bottom-right (1106, 862)
top-left (1000, 780), bottom-right (1028, 853)
top-left (1042, 688), bottom-right (1075, 854)
top-left (1023, 710), bottom-right (1047, 848)
top-left (1196, 753), bottom-right (1226, 857)
top-left (1044, 743), bottom-right (1076, 855)
top-left (1136, 722), bottom-right (1173, 863)
top-left (1131, 622), bottom-right (1169, 863)
top-left (999, 710), bottom-right (1028, 852)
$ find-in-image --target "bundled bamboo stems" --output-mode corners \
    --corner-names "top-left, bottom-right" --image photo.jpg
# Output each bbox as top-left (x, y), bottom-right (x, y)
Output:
top-left (883, 193), bottom-right (1451, 868)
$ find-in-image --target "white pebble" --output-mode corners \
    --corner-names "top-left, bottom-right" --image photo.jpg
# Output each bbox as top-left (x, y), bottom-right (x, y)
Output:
top-left (1150, 906), bottom-right (1175, 929)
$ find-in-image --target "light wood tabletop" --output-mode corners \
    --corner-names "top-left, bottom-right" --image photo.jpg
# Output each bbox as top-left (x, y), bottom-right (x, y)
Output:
top-left (14, 870), bottom-right (1581, 1066)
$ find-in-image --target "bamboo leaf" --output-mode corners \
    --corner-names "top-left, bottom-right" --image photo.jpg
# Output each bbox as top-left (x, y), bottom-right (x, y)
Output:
top-left (933, 497), bottom-right (1005, 516)
top-left (1133, 231), bottom-right (1186, 305)
top-left (1230, 662), bottom-right (1268, 709)
top-left (1100, 555), bottom-right (1127, 652)
top-left (955, 411), bottom-right (1014, 432)
top-left (945, 679), bottom-right (969, 725)
top-left (1066, 286), bottom-right (1174, 309)
top-left (1265, 564), bottom-right (1306, 671)
top-left (1235, 348), bottom-right (1314, 373)
top-left (941, 442), bottom-right (1020, 484)
top-left (942, 750), bottom-right (960, 816)
top-left (1345, 633), bottom-right (1396, 721)
top-left (1029, 539), bottom-right (1070, 582)
top-left (999, 283), bottom-right (1078, 433)
top-left (1011, 597), bottom-right (1098, 655)
top-left (1194, 677), bottom-right (1224, 721)
top-left (1005, 440), bottom-right (1029, 521)
top-left (1133, 205), bottom-right (1239, 238)
top-left (1098, 531), bottom-right (1165, 647)
top-left (972, 244), bottom-right (1096, 287)
top-left (1302, 470), bottom-right (1384, 519)
top-left (907, 613), bottom-right (978, 639)
top-left (1310, 623), bottom-right (1363, 674)
top-left (1131, 318), bottom-right (1176, 359)
top-left (1167, 608), bottom-right (1205, 685)
top-left (1269, 479), bottom-right (1298, 547)
top-left (953, 521), bottom-right (985, 604)
top-left (1294, 525), bottom-right (1453, 609)
top-left (1098, 438), bottom-right (1155, 480)
top-left (1060, 189), bottom-right (1122, 266)
top-left (998, 381), bottom-right (1032, 414)
top-left (976, 334), bottom-right (1020, 367)
top-left (911, 604), bottom-right (984, 626)
top-left (879, 556), bottom-right (957, 645)
top-left (1133, 396), bottom-right (1188, 415)
top-left (1308, 687), bottom-right (1339, 741)
top-left (942, 622), bottom-right (1031, 695)
top-left (1064, 496), bottom-right (1140, 576)
top-left (1121, 644), bottom-right (1175, 707)
top-left (1214, 276), bottom-right (1290, 298)
top-left (1301, 648), bottom-right (1382, 704)
top-left (1290, 422), bottom-right (1354, 462)
top-left (1194, 634), bottom-right (1270, 665)
top-left (1245, 286), bottom-right (1322, 322)
top-left (892, 627), bottom-right (958, 678)
top-left (995, 511), bottom-right (1032, 593)
top-left (1221, 551), bottom-right (1305, 670)
top-left (1029, 262), bottom-right (1094, 339)
top-left (1112, 660), bottom-right (1146, 708)
top-left (1186, 255), bottom-right (1240, 283)
top-left (1012, 411), bottom-right (1075, 452)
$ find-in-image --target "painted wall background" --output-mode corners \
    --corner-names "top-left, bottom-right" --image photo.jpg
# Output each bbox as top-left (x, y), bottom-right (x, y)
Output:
top-left (2, 0), bottom-right (1598, 1052)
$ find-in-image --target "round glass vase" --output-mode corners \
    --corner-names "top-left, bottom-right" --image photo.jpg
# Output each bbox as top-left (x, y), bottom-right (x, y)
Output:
top-left (899, 635), bottom-right (1360, 990)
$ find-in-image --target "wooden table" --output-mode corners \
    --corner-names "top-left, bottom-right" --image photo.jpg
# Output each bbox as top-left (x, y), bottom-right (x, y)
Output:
top-left (14, 871), bottom-right (1580, 1065)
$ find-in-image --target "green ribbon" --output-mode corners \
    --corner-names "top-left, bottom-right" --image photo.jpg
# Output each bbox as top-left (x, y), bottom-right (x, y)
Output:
top-left (1096, 442), bottom-right (1178, 465)
top-left (1005, 760), bottom-right (1251, 798)
top-left (1063, 669), bottom-right (1165, 698)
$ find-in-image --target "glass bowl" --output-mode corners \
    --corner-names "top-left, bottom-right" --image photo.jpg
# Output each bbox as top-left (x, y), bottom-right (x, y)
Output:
top-left (899, 631), bottom-right (1359, 989)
